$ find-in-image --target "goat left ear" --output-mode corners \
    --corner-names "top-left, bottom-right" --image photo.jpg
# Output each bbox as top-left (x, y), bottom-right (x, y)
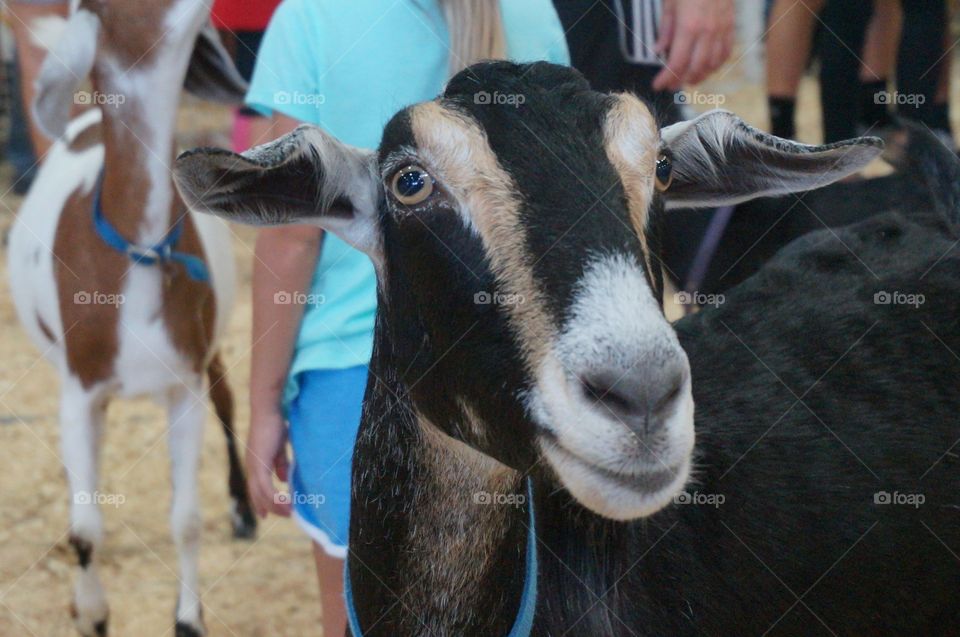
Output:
top-left (174, 125), bottom-right (382, 257)
top-left (659, 110), bottom-right (884, 209)
top-left (183, 21), bottom-right (248, 105)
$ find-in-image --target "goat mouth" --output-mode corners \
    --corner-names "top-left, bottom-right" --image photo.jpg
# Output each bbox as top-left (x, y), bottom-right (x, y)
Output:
top-left (538, 430), bottom-right (683, 495)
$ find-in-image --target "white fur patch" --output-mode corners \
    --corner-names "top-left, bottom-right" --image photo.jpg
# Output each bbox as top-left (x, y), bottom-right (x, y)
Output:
top-left (527, 253), bottom-right (695, 520)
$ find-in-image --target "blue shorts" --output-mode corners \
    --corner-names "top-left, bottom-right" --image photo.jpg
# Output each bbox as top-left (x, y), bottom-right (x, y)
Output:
top-left (286, 365), bottom-right (368, 558)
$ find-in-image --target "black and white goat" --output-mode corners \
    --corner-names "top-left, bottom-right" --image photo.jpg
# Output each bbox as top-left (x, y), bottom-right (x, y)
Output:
top-left (175, 62), bottom-right (959, 635)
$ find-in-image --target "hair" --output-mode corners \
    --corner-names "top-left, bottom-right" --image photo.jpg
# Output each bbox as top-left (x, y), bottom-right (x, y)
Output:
top-left (439, 0), bottom-right (507, 74)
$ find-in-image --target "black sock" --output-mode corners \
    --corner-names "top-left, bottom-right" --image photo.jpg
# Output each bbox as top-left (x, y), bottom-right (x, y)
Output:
top-left (769, 96), bottom-right (796, 139)
top-left (860, 79), bottom-right (893, 130)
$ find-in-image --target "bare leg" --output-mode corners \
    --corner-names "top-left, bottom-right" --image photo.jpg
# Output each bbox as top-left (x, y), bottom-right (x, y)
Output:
top-left (9, 1), bottom-right (68, 159)
top-left (765, 0), bottom-right (826, 137)
top-left (61, 379), bottom-right (109, 636)
top-left (766, 0), bottom-right (826, 98)
top-left (167, 384), bottom-right (207, 636)
top-left (859, 0), bottom-right (901, 82)
top-left (313, 543), bottom-right (347, 637)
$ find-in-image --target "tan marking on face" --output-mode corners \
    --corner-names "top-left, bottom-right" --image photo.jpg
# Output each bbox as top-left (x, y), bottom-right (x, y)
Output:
top-left (409, 102), bottom-right (553, 374)
top-left (602, 93), bottom-right (659, 279)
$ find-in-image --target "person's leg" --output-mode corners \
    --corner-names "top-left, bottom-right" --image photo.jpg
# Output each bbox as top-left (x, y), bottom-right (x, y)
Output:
top-left (896, 0), bottom-right (947, 133)
top-left (858, 0), bottom-right (901, 130)
top-left (818, 0), bottom-right (873, 142)
top-left (286, 366), bottom-right (368, 637)
top-left (765, 0), bottom-right (826, 138)
top-left (313, 543), bottom-right (347, 636)
top-left (9, 1), bottom-right (69, 159)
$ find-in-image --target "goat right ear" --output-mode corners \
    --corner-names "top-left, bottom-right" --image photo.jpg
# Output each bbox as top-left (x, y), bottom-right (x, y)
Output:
top-left (174, 125), bottom-right (382, 257)
top-left (183, 21), bottom-right (249, 105)
top-left (34, 9), bottom-right (100, 140)
top-left (659, 110), bottom-right (883, 208)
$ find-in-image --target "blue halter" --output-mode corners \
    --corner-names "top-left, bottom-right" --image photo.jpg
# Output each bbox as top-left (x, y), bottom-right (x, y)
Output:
top-left (344, 477), bottom-right (539, 636)
top-left (92, 173), bottom-right (210, 283)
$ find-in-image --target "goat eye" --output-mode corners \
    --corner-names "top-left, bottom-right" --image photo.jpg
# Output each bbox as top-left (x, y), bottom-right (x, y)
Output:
top-left (391, 165), bottom-right (434, 205)
top-left (655, 154), bottom-right (673, 192)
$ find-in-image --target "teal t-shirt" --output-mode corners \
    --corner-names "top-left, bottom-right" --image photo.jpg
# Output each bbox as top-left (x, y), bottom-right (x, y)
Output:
top-left (247, 0), bottom-right (570, 403)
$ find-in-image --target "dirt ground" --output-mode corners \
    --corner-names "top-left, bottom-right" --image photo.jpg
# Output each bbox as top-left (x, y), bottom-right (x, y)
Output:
top-left (0, 31), bottom-right (958, 637)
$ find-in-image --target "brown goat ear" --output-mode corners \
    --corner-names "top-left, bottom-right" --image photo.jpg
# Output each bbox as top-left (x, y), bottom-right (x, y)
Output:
top-left (659, 110), bottom-right (884, 209)
top-left (183, 21), bottom-right (248, 105)
top-left (174, 125), bottom-right (382, 257)
top-left (34, 9), bottom-right (99, 140)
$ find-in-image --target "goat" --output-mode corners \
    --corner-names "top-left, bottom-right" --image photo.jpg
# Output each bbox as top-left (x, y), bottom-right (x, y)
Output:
top-left (174, 62), bottom-right (958, 635)
top-left (8, 2), bottom-right (256, 636)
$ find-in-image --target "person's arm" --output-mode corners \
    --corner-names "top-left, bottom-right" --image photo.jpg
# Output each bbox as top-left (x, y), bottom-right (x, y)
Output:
top-left (653, 0), bottom-right (735, 91)
top-left (247, 114), bottom-right (323, 518)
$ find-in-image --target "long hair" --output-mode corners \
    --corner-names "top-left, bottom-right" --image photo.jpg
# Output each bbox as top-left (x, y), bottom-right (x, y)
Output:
top-left (438, 0), bottom-right (507, 74)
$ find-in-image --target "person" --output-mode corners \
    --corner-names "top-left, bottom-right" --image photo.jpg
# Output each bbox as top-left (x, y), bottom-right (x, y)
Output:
top-left (766, 0), bottom-right (951, 143)
top-left (243, 2), bottom-right (569, 634)
top-left (554, 0), bottom-right (735, 122)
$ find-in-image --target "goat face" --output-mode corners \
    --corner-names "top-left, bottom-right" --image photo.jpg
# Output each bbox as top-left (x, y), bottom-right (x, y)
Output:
top-left (175, 61), bottom-right (881, 520)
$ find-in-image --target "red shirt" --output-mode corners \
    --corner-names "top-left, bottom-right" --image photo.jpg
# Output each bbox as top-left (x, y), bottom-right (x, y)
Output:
top-left (211, 0), bottom-right (282, 31)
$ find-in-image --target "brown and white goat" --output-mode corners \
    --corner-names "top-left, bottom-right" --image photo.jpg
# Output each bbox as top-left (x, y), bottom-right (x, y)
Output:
top-left (8, 2), bottom-right (255, 635)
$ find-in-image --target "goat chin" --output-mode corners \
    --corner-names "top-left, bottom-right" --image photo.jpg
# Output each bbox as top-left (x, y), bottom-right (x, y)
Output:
top-left (540, 439), bottom-right (692, 520)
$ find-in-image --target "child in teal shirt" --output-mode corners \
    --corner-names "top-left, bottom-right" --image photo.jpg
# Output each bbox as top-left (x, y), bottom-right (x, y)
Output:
top-left (244, 1), bottom-right (568, 633)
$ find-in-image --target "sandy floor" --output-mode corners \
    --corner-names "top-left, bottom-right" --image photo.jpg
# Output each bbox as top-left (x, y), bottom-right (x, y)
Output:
top-left (1, 27), bottom-right (958, 637)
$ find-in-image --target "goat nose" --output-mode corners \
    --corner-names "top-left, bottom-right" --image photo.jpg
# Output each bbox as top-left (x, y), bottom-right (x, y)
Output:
top-left (580, 362), bottom-right (688, 435)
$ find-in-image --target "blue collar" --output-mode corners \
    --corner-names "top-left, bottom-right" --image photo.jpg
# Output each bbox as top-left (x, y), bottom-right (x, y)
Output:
top-left (92, 173), bottom-right (210, 283)
top-left (344, 477), bottom-right (539, 636)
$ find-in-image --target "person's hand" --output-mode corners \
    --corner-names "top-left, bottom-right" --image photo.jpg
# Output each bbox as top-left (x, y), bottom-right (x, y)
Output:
top-left (653, 0), bottom-right (735, 92)
top-left (245, 406), bottom-right (292, 518)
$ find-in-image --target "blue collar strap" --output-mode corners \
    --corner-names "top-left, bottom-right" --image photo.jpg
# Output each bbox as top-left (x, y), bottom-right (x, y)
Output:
top-left (92, 173), bottom-right (210, 283)
top-left (345, 477), bottom-right (538, 636)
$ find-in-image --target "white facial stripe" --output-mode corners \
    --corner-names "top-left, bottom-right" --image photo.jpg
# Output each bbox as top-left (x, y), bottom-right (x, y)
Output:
top-left (528, 253), bottom-right (695, 519)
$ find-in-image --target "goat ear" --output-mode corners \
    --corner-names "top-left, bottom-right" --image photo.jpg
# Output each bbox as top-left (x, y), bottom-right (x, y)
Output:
top-left (33, 9), bottom-right (99, 140)
top-left (174, 125), bottom-right (382, 257)
top-left (183, 21), bottom-right (249, 105)
top-left (659, 110), bottom-right (884, 209)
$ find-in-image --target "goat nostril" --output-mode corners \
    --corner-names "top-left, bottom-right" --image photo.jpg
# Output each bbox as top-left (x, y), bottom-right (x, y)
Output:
top-left (580, 371), bottom-right (646, 419)
top-left (579, 366), bottom-right (688, 429)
